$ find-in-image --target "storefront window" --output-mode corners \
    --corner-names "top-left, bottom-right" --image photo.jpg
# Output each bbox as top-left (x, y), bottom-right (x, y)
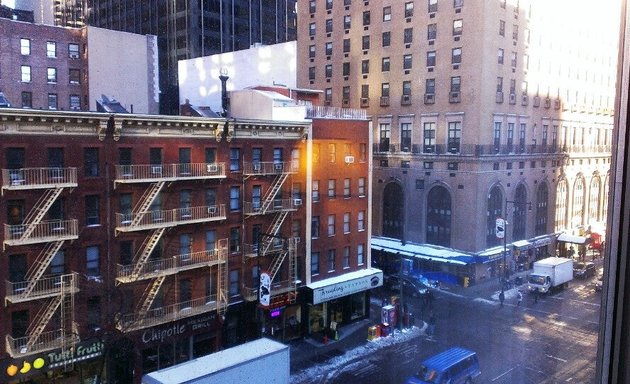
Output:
top-left (309, 304), bottom-right (325, 333)
top-left (350, 292), bottom-right (366, 320)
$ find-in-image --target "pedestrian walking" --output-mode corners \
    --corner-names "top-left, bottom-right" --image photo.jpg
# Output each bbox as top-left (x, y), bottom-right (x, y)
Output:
top-left (427, 312), bottom-right (436, 336)
top-left (517, 290), bottom-right (523, 306)
top-left (499, 290), bottom-right (505, 307)
top-left (534, 288), bottom-right (539, 303)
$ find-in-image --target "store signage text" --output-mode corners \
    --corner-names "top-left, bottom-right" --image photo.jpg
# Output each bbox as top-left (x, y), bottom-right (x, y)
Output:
top-left (48, 340), bottom-right (105, 368)
top-left (141, 314), bottom-right (216, 344)
top-left (312, 273), bottom-right (382, 304)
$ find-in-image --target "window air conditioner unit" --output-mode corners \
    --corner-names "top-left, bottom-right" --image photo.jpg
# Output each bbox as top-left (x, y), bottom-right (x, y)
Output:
top-left (151, 166), bottom-right (162, 174)
top-left (521, 94), bottom-right (529, 106)
top-left (208, 206), bottom-right (217, 214)
top-left (69, 53), bottom-right (79, 59)
top-left (252, 163), bottom-right (261, 172)
top-left (344, 155), bottom-right (355, 164)
top-left (380, 96), bottom-right (390, 106)
top-left (293, 198), bottom-right (303, 206)
top-left (401, 95), bottom-right (412, 105)
top-left (207, 164), bottom-right (218, 173)
top-left (274, 163), bottom-right (283, 171)
top-left (424, 94), bottom-right (435, 104)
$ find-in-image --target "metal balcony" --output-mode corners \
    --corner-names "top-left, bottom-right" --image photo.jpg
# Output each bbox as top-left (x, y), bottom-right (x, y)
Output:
top-left (114, 163), bottom-right (226, 185)
top-left (6, 328), bottom-right (79, 358)
top-left (243, 199), bottom-right (298, 216)
top-left (116, 249), bottom-right (226, 284)
top-left (242, 279), bottom-right (297, 302)
top-left (116, 294), bottom-right (222, 332)
top-left (1, 167), bottom-right (78, 195)
top-left (4, 219), bottom-right (79, 248)
top-left (242, 161), bottom-right (298, 176)
top-left (115, 205), bottom-right (226, 232)
top-left (5, 273), bottom-right (79, 304)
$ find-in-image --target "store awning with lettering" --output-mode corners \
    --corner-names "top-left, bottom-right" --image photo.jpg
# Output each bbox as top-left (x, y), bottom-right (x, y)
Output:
top-left (306, 268), bottom-right (383, 305)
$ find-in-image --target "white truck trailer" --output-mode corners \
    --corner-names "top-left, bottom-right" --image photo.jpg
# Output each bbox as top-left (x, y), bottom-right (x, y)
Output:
top-left (527, 257), bottom-right (573, 294)
top-left (141, 338), bottom-right (289, 384)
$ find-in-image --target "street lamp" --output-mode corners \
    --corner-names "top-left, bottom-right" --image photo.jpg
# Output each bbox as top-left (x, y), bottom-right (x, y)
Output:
top-left (500, 200), bottom-right (532, 296)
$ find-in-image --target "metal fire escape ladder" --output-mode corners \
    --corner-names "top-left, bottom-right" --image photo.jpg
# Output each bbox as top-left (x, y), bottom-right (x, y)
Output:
top-left (268, 238), bottom-right (298, 283)
top-left (259, 173), bottom-right (289, 214)
top-left (260, 211), bottom-right (289, 255)
top-left (268, 249), bottom-right (288, 282)
top-left (287, 239), bottom-right (298, 303)
top-left (129, 228), bottom-right (167, 279)
top-left (20, 188), bottom-right (64, 239)
top-left (25, 296), bottom-right (62, 350)
top-left (216, 239), bottom-right (228, 315)
top-left (130, 182), bottom-right (165, 227)
top-left (136, 276), bottom-right (166, 321)
top-left (21, 240), bottom-right (64, 297)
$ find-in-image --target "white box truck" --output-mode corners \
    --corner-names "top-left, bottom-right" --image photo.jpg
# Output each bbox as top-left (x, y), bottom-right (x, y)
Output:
top-left (141, 338), bottom-right (289, 384)
top-left (527, 257), bottom-right (573, 294)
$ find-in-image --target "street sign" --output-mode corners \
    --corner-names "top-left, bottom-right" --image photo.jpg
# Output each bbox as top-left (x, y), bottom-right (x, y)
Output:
top-left (496, 218), bottom-right (505, 239)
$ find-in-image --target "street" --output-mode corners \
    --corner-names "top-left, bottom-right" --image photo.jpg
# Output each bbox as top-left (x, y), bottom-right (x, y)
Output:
top-left (292, 271), bottom-right (602, 384)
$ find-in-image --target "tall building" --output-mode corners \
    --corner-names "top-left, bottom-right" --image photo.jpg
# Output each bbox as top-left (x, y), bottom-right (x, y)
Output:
top-left (297, 0), bottom-right (616, 279)
top-left (17, 0), bottom-right (298, 114)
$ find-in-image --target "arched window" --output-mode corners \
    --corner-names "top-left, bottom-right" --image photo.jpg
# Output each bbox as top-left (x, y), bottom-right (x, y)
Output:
top-left (382, 182), bottom-right (404, 239)
top-left (589, 176), bottom-right (601, 223)
top-left (486, 186), bottom-right (503, 247)
top-left (513, 184), bottom-right (528, 241)
top-left (555, 179), bottom-right (568, 231)
top-left (426, 186), bottom-right (451, 247)
top-left (573, 176), bottom-right (585, 228)
top-left (535, 183), bottom-right (549, 236)
top-left (603, 174), bottom-right (610, 215)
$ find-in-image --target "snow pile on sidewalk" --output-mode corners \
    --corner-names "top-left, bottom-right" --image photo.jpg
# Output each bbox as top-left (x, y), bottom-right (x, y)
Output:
top-left (291, 326), bottom-right (423, 383)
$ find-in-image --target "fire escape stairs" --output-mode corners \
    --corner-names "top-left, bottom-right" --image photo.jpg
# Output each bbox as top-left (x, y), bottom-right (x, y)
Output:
top-left (130, 182), bottom-right (165, 227)
top-left (20, 188), bottom-right (63, 240)
top-left (259, 173), bottom-right (289, 214)
top-left (127, 228), bottom-right (167, 281)
top-left (136, 276), bottom-right (166, 322)
top-left (21, 240), bottom-right (65, 297)
top-left (260, 211), bottom-right (289, 256)
top-left (216, 241), bottom-right (228, 315)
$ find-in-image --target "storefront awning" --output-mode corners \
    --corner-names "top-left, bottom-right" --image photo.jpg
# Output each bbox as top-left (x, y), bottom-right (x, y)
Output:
top-left (557, 233), bottom-right (589, 244)
top-left (512, 240), bottom-right (531, 249)
top-left (371, 237), bottom-right (474, 265)
top-left (307, 268), bottom-right (383, 305)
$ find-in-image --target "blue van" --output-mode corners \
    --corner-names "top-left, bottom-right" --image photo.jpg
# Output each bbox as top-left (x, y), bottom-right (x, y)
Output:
top-left (406, 347), bottom-right (481, 384)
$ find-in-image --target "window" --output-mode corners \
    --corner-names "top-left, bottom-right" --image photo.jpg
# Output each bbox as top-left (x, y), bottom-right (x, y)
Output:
top-left (313, 180), bottom-right (320, 202)
top-left (20, 65), bottom-right (31, 82)
top-left (229, 227), bottom-right (240, 253)
top-left (424, 122), bottom-right (437, 152)
top-left (327, 249), bottom-right (336, 271)
top-left (343, 38), bottom-right (351, 52)
top-left (343, 212), bottom-right (351, 233)
top-left (230, 186), bottom-right (240, 211)
top-left (325, 42), bottom-right (333, 56)
top-left (325, 88), bottom-right (332, 101)
top-left (326, 19), bottom-right (333, 33)
top-left (357, 244), bottom-right (364, 265)
top-left (454, 0), bottom-right (463, 8)
top-left (499, 20), bottom-right (505, 36)
top-left (513, 24), bottom-right (519, 40)
top-left (448, 122), bottom-right (462, 153)
top-left (428, 23), bottom-right (437, 40)
top-left (86, 246), bottom-right (100, 276)
top-left (363, 11), bottom-right (370, 26)
top-left (47, 68), bottom-right (57, 83)
top-left (69, 68), bottom-right (81, 84)
top-left (403, 54), bottom-right (413, 70)
top-left (360, 143), bottom-right (367, 162)
top-left (48, 93), bottom-right (58, 110)
top-left (230, 148), bottom-right (240, 171)
top-left (47, 41), bottom-right (57, 58)
top-left (20, 38), bottom-right (30, 55)
top-left (344, 15), bottom-right (351, 29)
top-left (358, 211), bottom-right (365, 231)
top-left (309, 67), bottom-right (316, 80)
top-left (427, 51), bottom-right (436, 67)
top-left (361, 84), bottom-right (369, 98)
top-left (68, 43), bottom-right (79, 58)
top-left (494, 122), bottom-right (502, 150)
top-left (405, 2), bottom-right (414, 17)
top-left (428, 0), bottom-right (438, 13)
top-left (362, 35), bottom-right (370, 50)
top-left (361, 59), bottom-right (369, 74)
top-left (382, 32), bottom-right (391, 47)
top-left (21, 92), bottom-right (32, 108)
top-left (382, 57), bottom-right (391, 72)
top-left (325, 64), bottom-right (332, 78)
top-left (229, 270), bottom-right (239, 296)
top-left (497, 77), bottom-right (503, 92)
top-left (312, 216), bottom-right (320, 239)
top-left (51, 251), bottom-right (65, 275)
top-left (328, 143), bottom-right (336, 163)
top-left (381, 83), bottom-right (390, 97)
top-left (326, 0), bottom-right (333, 10)
top-left (498, 48), bottom-right (504, 64)
top-left (344, 178), bottom-right (351, 198)
top-left (309, 23), bottom-right (316, 36)
top-left (328, 214), bottom-right (336, 236)
top-left (69, 95), bottom-right (81, 110)
top-left (511, 51), bottom-right (517, 68)
top-left (328, 179), bottom-right (336, 198)
top-left (401, 123), bottom-right (412, 151)
top-left (343, 62), bottom-right (350, 77)
top-left (180, 233), bottom-right (192, 258)
top-left (453, 19), bottom-right (463, 35)
top-left (84, 148), bottom-right (99, 177)
top-left (87, 297), bottom-right (101, 329)
top-left (311, 252), bottom-right (320, 276)
top-left (383, 6), bottom-right (391, 21)
top-left (309, 0), bottom-right (316, 13)
top-left (452, 48), bottom-right (462, 64)
top-left (358, 177), bottom-right (366, 197)
top-left (404, 28), bottom-right (413, 44)
top-left (451, 76), bottom-right (461, 92)
top-left (85, 195), bottom-right (100, 226)
top-left (426, 78), bottom-right (436, 95)
top-left (342, 86), bottom-right (350, 101)
top-left (403, 81), bottom-right (412, 96)
top-left (309, 45), bottom-right (316, 58)
top-left (343, 247), bottom-right (350, 269)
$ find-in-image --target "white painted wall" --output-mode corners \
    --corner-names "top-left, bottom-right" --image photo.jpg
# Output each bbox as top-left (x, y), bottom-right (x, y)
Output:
top-left (178, 41), bottom-right (297, 113)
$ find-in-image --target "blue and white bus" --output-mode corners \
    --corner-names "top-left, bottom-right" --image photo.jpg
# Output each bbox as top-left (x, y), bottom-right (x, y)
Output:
top-left (406, 347), bottom-right (481, 384)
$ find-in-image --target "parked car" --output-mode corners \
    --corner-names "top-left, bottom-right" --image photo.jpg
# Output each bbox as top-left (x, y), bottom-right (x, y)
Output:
top-left (385, 275), bottom-right (429, 298)
top-left (573, 262), bottom-right (596, 278)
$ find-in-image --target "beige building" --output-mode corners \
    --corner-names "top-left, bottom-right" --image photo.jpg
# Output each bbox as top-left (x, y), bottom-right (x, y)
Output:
top-left (297, 0), bottom-right (617, 275)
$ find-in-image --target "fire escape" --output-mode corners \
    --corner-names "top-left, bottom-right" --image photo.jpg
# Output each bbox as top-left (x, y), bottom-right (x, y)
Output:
top-left (243, 161), bottom-right (299, 303)
top-left (2, 167), bottom-right (79, 358)
top-left (113, 163), bottom-right (229, 332)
